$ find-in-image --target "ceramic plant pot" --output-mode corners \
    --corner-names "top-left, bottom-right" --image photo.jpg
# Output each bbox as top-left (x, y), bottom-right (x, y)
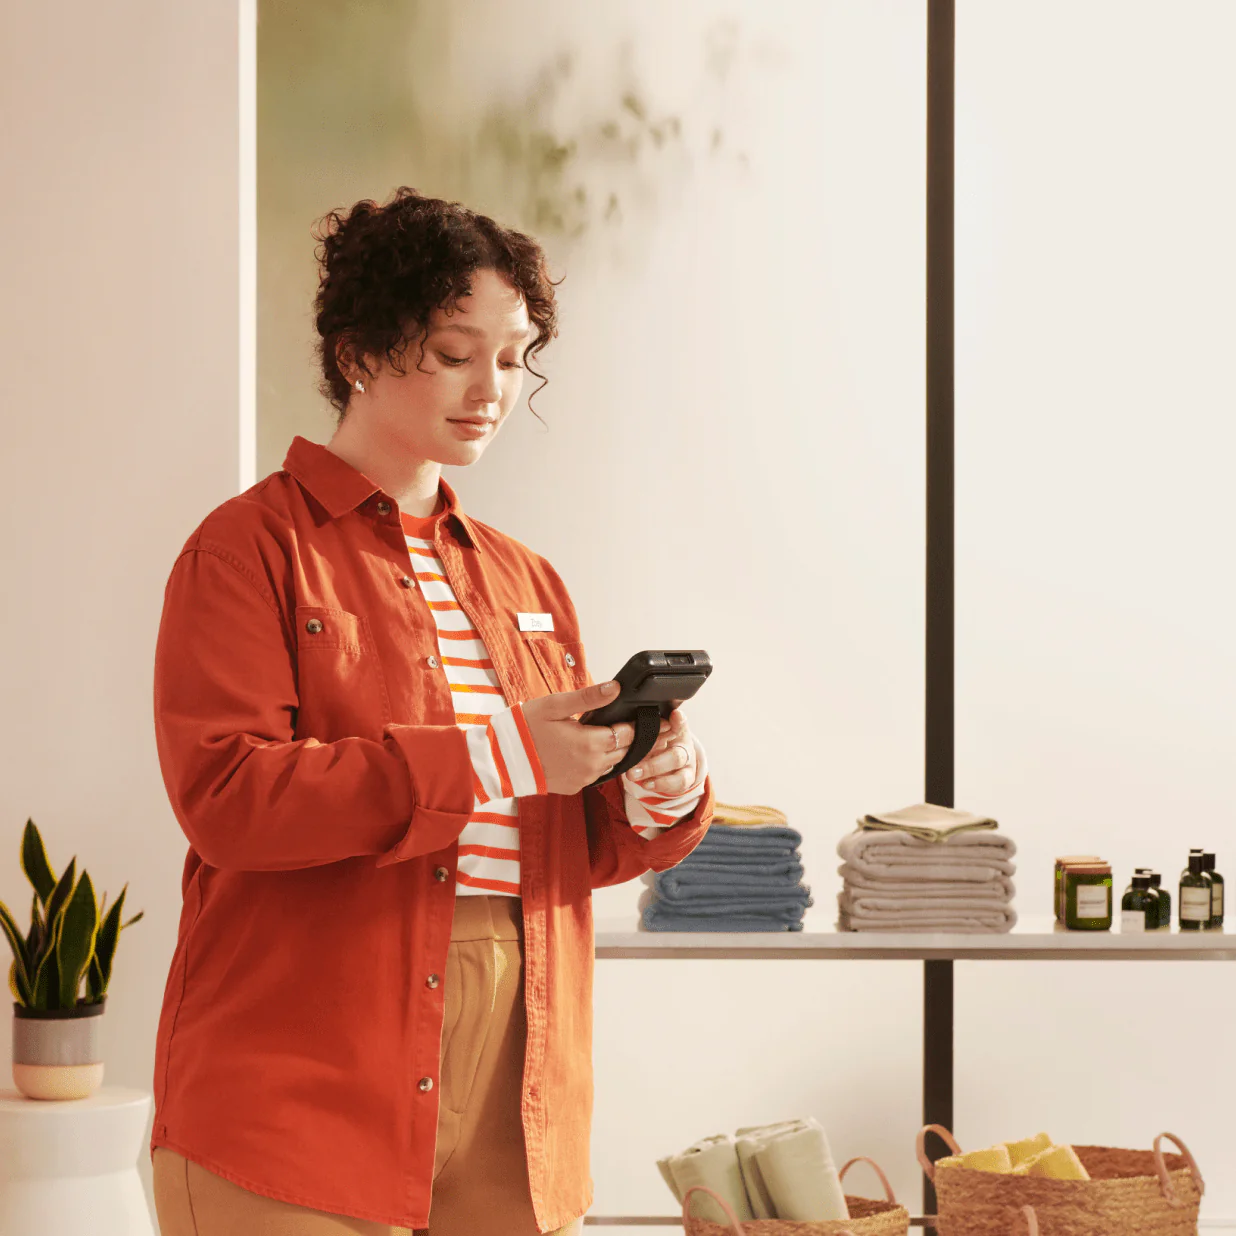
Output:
top-left (12, 998), bottom-right (106, 1100)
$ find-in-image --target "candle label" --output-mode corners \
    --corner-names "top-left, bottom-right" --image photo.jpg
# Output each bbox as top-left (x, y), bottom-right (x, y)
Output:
top-left (1121, 911), bottom-right (1146, 933)
top-left (1076, 886), bottom-right (1110, 917)
top-left (1181, 888), bottom-right (1210, 921)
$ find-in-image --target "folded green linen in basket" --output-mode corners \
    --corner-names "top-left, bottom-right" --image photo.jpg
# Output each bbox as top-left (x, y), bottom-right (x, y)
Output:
top-left (658, 1118), bottom-right (848, 1223)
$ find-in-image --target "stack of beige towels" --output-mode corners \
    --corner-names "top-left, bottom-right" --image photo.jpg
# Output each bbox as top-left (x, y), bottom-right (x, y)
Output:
top-left (837, 802), bottom-right (1018, 933)
top-left (658, 1117), bottom-right (849, 1224)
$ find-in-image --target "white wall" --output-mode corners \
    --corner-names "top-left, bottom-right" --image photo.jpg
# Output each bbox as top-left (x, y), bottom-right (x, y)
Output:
top-left (0, 0), bottom-right (251, 1219)
top-left (954, 0), bottom-right (1236, 1220)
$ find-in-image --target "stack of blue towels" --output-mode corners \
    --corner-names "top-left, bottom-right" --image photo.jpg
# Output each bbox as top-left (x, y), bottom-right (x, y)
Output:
top-left (638, 820), bottom-right (813, 933)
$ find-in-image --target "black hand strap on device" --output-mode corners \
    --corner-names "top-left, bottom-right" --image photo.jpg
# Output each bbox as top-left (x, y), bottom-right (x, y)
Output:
top-left (586, 704), bottom-right (662, 789)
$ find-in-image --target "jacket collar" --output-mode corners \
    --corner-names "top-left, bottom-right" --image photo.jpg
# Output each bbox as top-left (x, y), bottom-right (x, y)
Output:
top-left (282, 435), bottom-right (481, 550)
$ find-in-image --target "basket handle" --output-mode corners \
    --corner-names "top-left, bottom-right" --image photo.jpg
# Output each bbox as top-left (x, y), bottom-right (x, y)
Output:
top-left (1153, 1131), bottom-right (1206, 1204)
top-left (680, 1185), bottom-right (747, 1236)
top-left (838, 1156), bottom-right (898, 1203)
top-left (1016, 1205), bottom-right (1039, 1236)
top-left (916, 1124), bottom-right (963, 1182)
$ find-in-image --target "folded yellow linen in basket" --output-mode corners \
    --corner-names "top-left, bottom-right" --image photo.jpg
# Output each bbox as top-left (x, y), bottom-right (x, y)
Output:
top-left (1011, 1144), bottom-right (1090, 1180)
top-left (1004, 1132), bottom-right (1052, 1165)
top-left (935, 1145), bottom-right (1013, 1173)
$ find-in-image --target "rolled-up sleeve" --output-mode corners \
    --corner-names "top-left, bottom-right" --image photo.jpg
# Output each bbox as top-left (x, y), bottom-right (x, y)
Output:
top-left (153, 547), bottom-right (475, 871)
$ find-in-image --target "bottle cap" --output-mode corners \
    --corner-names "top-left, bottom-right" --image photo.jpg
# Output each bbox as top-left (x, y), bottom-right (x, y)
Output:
top-left (1188, 853), bottom-right (1205, 875)
top-left (1202, 853), bottom-right (1216, 871)
top-left (1131, 874), bottom-right (1150, 889)
top-left (1147, 872), bottom-right (1162, 887)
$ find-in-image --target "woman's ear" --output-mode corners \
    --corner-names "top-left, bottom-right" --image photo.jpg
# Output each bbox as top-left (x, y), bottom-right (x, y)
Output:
top-left (335, 336), bottom-right (358, 388)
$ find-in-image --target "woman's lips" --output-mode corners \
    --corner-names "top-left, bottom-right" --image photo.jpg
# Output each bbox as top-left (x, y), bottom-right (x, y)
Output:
top-left (448, 419), bottom-right (493, 437)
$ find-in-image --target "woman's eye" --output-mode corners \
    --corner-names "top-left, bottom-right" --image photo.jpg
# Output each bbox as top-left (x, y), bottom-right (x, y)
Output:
top-left (437, 353), bottom-right (523, 370)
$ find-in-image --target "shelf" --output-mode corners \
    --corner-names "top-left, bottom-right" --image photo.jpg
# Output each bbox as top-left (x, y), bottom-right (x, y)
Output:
top-left (594, 912), bottom-right (1236, 961)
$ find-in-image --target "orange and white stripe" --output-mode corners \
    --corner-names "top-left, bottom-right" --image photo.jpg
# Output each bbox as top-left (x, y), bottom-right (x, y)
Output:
top-left (403, 512), bottom-right (706, 898)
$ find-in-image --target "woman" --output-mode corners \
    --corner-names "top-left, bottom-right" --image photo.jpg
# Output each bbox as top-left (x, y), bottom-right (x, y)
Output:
top-left (149, 187), bottom-right (715, 1236)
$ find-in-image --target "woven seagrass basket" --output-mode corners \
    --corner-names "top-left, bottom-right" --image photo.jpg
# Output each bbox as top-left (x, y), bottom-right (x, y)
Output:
top-left (681, 1156), bottom-right (909, 1236)
top-left (916, 1124), bottom-right (1205, 1236)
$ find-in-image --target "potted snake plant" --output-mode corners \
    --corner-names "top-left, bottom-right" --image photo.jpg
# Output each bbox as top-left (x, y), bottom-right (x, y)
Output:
top-left (0, 818), bottom-right (143, 1100)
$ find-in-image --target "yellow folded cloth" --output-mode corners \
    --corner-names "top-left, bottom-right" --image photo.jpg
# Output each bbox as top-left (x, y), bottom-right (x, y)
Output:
top-left (1004, 1132), bottom-right (1052, 1166)
top-left (1013, 1144), bottom-right (1090, 1180)
top-left (713, 802), bottom-right (789, 827)
top-left (935, 1145), bottom-right (1013, 1173)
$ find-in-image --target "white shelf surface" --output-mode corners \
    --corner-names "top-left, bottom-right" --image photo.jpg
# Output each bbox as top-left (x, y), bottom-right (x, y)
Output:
top-left (594, 911), bottom-right (1236, 961)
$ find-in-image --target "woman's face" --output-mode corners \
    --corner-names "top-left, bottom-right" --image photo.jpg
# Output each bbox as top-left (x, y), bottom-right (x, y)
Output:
top-left (350, 268), bottom-right (533, 467)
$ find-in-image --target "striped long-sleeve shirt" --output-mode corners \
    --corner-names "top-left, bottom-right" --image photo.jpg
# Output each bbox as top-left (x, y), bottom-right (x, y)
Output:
top-left (402, 508), bottom-right (708, 897)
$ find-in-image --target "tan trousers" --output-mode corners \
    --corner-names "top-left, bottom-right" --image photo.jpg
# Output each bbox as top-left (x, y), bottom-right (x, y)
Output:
top-left (153, 894), bottom-right (584, 1236)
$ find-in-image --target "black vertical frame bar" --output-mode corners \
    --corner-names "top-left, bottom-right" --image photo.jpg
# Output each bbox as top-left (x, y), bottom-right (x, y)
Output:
top-left (924, 0), bottom-right (956, 1219)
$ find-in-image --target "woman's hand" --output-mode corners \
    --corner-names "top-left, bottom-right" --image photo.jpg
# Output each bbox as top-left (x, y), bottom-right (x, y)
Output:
top-left (521, 681), bottom-right (638, 795)
top-left (623, 706), bottom-right (699, 797)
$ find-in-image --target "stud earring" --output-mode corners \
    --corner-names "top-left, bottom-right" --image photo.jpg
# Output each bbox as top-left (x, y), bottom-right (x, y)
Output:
top-left (354, 379), bottom-right (365, 393)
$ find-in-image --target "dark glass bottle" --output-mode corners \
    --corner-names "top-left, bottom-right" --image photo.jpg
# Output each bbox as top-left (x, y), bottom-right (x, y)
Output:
top-left (1121, 874), bottom-right (1159, 933)
top-left (1140, 870), bottom-right (1171, 929)
top-left (1179, 852), bottom-right (1212, 932)
top-left (1202, 853), bottom-right (1224, 929)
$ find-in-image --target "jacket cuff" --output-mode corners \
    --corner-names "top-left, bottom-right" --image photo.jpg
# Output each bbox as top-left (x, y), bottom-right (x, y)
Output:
top-left (377, 723), bottom-right (477, 865)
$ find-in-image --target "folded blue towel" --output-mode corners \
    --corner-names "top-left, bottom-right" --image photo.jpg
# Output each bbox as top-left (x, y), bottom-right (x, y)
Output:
top-left (642, 903), bottom-right (806, 932)
top-left (662, 860), bottom-right (805, 889)
top-left (687, 826), bottom-right (802, 862)
top-left (695, 823), bottom-right (803, 848)
top-left (672, 857), bottom-right (805, 878)
top-left (646, 890), bottom-right (813, 915)
top-left (654, 868), bottom-right (807, 899)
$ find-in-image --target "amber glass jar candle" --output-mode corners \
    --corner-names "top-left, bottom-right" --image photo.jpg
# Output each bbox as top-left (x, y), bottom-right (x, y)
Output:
top-left (1065, 863), bottom-right (1113, 930)
top-left (1056, 856), bottom-right (1102, 921)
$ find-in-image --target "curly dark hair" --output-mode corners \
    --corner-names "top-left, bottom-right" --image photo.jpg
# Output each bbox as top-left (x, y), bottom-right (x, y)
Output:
top-left (312, 187), bottom-right (563, 423)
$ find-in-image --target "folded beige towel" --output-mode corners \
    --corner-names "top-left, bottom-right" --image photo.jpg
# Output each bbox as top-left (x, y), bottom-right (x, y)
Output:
top-left (838, 865), bottom-right (1016, 901)
top-left (860, 802), bottom-right (997, 842)
top-left (839, 905), bottom-right (1017, 933)
top-left (838, 829), bottom-right (1016, 883)
top-left (738, 1118), bottom-right (849, 1221)
top-left (840, 891), bottom-right (1013, 916)
top-left (657, 1135), bottom-right (753, 1224)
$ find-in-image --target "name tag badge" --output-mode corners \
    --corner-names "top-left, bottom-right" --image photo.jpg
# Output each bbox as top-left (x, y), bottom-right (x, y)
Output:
top-left (517, 612), bottom-right (554, 632)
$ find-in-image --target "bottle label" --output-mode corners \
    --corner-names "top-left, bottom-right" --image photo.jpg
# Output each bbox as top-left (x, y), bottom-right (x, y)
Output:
top-left (1181, 887), bottom-right (1210, 921)
top-left (1215, 885), bottom-right (1224, 917)
top-left (1121, 910), bottom-right (1146, 933)
top-left (1076, 886), bottom-right (1109, 918)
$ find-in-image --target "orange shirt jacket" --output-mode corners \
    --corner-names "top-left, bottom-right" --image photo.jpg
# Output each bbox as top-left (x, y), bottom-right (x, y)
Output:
top-left (150, 436), bottom-right (715, 1231)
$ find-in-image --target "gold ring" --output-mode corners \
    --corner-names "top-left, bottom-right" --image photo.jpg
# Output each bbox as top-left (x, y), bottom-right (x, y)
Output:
top-left (609, 725), bottom-right (619, 752)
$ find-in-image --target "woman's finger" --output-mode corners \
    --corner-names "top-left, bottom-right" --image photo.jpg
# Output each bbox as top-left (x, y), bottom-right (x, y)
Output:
top-left (629, 738), bottom-right (693, 784)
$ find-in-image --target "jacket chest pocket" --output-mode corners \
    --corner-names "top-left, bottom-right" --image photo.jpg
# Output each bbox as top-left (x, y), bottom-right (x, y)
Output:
top-left (294, 605), bottom-right (391, 739)
top-left (520, 631), bottom-right (589, 699)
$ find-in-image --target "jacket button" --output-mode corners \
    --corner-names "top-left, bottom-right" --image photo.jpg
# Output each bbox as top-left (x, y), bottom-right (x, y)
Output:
top-left (564, 652), bottom-right (576, 667)
top-left (305, 619), bottom-right (323, 635)
top-left (426, 974), bottom-right (440, 988)
top-left (418, 1077), bottom-right (434, 1092)
top-left (427, 655), bottom-right (440, 669)
top-left (434, 867), bottom-right (449, 882)
top-left (400, 575), bottom-right (415, 588)
top-left (376, 500), bottom-right (392, 515)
